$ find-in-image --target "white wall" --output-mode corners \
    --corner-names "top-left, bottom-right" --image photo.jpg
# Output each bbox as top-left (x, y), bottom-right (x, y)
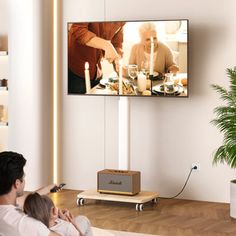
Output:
top-left (61, 0), bottom-right (236, 203)
top-left (8, 0), bottom-right (53, 190)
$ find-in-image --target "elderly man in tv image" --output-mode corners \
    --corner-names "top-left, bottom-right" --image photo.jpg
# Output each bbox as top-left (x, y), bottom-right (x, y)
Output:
top-left (128, 22), bottom-right (179, 76)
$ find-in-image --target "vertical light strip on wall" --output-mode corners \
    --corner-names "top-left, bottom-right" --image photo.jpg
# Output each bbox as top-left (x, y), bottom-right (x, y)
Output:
top-left (53, 0), bottom-right (58, 183)
top-left (103, 0), bottom-right (106, 169)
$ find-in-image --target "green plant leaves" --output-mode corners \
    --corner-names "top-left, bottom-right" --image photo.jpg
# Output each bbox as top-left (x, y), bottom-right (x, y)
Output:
top-left (211, 67), bottom-right (236, 168)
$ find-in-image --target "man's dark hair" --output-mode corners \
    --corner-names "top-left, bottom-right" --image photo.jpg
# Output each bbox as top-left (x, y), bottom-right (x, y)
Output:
top-left (0, 151), bottom-right (26, 195)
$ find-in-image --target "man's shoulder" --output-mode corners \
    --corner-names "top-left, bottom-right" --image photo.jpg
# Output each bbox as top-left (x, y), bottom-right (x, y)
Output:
top-left (0, 204), bottom-right (21, 217)
top-left (19, 215), bottom-right (51, 235)
top-left (20, 214), bottom-right (47, 226)
top-left (0, 205), bottom-right (50, 236)
top-left (0, 205), bottom-right (39, 226)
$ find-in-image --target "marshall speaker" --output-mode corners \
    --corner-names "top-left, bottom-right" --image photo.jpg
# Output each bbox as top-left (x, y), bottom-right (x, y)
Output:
top-left (97, 169), bottom-right (141, 196)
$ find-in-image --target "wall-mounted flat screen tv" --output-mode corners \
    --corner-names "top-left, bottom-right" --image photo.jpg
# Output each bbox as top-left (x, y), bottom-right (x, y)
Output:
top-left (68, 19), bottom-right (189, 97)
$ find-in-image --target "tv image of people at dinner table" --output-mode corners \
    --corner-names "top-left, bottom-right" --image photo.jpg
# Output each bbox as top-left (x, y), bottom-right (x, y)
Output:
top-left (68, 20), bottom-right (188, 97)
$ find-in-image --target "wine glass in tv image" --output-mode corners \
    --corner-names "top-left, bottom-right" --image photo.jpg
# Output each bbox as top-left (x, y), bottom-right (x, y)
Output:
top-left (128, 64), bottom-right (138, 83)
top-left (141, 60), bottom-right (150, 77)
top-left (163, 73), bottom-right (175, 94)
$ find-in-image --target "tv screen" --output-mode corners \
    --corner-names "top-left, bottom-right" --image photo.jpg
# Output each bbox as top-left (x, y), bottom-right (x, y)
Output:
top-left (68, 19), bottom-right (189, 97)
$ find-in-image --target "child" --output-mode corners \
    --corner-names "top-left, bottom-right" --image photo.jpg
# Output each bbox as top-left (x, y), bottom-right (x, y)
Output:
top-left (24, 192), bottom-right (93, 236)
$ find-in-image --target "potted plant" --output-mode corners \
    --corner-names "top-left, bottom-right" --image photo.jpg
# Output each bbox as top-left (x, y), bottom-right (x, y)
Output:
top-left (211, 67), bottom-right (236, 218)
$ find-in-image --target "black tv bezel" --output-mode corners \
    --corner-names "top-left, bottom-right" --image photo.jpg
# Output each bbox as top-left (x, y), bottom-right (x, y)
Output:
top-left (67, 19), bottom-right (189, 98)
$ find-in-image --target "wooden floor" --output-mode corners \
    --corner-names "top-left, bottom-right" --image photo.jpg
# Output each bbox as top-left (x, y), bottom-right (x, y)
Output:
top-left (50, 189), bottom-right (236, 236)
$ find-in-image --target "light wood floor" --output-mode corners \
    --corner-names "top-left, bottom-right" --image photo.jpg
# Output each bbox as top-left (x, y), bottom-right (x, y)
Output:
top-left (50, 189), bottom-right (236, 236)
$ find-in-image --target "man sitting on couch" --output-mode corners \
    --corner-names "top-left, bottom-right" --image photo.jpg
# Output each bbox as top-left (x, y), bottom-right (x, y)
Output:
top-left (0, 151), bottom-right (59, 236)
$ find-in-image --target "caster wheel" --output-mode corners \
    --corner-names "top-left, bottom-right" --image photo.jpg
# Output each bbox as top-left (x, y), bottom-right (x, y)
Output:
top-left (139, 204), bottom-right (144, 211)
top-left (76, 198), bottom-right (80, 206)
top-left (135, 203), bottom-right (144, 211)
top-left (79, 198), bottom-right (85, 206)
top-left (77, 198), bottom-right (85, 206)
top-left (152, 198), bottom-right (158, 204)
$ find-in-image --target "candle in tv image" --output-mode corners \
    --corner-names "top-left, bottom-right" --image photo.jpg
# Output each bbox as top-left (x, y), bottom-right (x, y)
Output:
top-left (67, 20), bottom-right (189, 97)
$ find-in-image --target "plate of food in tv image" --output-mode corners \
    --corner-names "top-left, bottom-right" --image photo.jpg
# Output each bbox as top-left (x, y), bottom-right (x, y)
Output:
top-left (88, 72), bottom-right (187, 97)
top-left (96, 71), bottom-right (154, 96)
top-left (152, 74), bottom-right (188, 97)
top-left (96, 75), bottom-right (136, 96)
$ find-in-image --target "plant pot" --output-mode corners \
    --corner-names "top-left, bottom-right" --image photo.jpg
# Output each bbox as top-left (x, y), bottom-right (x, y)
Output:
top-left (230, 180), bottom-right (236, 218)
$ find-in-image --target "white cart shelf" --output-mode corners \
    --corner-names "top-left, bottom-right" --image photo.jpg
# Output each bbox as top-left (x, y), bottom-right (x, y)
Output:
top-left (77, 189), bottom-right (159, 211)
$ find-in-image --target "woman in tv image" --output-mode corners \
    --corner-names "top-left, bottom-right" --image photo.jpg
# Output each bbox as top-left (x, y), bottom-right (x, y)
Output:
top-left (68, 22), bottom-right (126, 94)
top-left (128, 22), bottom-right (179, 75)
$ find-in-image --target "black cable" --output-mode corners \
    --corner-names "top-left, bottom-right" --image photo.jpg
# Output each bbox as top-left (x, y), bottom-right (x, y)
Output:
top-left (159, 166), bottom-right (196, 199)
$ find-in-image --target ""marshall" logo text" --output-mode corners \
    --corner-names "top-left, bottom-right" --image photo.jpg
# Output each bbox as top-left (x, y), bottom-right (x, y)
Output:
top-left (109, 180), bottom-right (122, 185)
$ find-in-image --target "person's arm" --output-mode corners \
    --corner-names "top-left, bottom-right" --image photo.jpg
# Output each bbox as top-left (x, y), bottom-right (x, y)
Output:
top-left (70, 23), bottom-right (96, 44)
top-left (49, 231), bottom-right (60, 236)
top-left (111, 25), bottom-right (124, 57)
top-left (86, 37), bottom-right (119, 63)
top-left (165, 46), bottom-right (179, 73)
top-left (71, 222), bottom-right (84, 236)
top-left (35, 184), bottom-right (56, 195)
top-left (58, 209), bottom-right (84, 236)
top-left (67, 216), bottom-right (84, 236)
top-left (168, 64), bottom-right (179, 74)
top-left (70, 23), bottom-right (119, 63)
top-left (17, 184), bottom-right (56, 208)
top-left (21, 215), bottom-right (61, 236)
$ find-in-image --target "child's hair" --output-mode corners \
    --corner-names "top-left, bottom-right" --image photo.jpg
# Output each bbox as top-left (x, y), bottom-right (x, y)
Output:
top-left (24, 192), bottom-right (55, 227)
